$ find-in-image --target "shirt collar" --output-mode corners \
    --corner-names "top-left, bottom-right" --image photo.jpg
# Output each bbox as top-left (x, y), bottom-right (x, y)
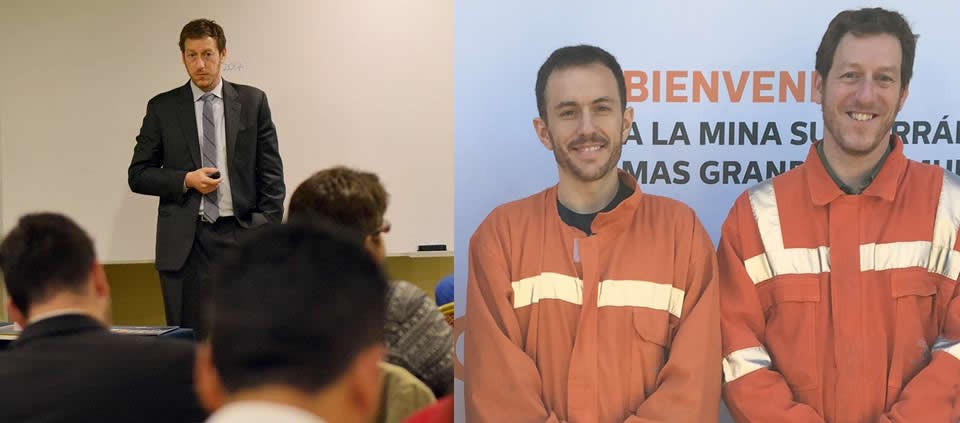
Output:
top-left (580, 170), bottom-right (643, 234)
top-left (816, 138), bottom-right (892, 195)
top-left (207, 401), bottom-right (327, 423)
top-left (191, 77), bottom-right (223, 102)
top-left (28, 309), bottom-right (94, 325)
top-left (806, 135), bottom-right (906, 205)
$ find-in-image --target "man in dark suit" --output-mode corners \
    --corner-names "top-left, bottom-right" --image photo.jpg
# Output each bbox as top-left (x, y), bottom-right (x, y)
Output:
top-left (128, 18), bottom-right (284, 337)
top-left (0, 213), bottom-right (206, 423)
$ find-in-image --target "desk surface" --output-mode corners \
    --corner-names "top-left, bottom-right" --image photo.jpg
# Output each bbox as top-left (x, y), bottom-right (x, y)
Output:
top-left (0, 323), bottom-right (192, 341)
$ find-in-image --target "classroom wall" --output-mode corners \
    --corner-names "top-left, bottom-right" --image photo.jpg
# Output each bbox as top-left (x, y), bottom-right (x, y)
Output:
top-left (105, 257), bottom-right (452, 326)
top-left (0, 0), bottom-right (453, 261)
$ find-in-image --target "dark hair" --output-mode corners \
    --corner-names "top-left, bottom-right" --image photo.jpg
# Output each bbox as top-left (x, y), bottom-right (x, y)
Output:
top-left (816, 7), bottom-right (917, 87)
top-left (0, 213), bottom-right (96, 314)
top-left (208, 221), bottom-right (388, 393)
top-left (287, 166), bottom-right (388, 236)
top-left (535, 44), bottom-right (626, 119)
top-left (179, 18), bottom-right (227, 52)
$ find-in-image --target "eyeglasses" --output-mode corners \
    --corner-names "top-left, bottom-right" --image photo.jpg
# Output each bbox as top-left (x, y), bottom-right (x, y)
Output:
top-left (373, 220), bottom-right (391, 235)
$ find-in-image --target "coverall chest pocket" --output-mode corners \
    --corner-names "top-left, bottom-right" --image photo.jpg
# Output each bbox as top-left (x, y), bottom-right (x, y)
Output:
top-left (887, 270), bottom-right (939, 401)
top-left (630, 308), bottom-right (670, 397)
top-left (761, 276), bottom-right (821, 392)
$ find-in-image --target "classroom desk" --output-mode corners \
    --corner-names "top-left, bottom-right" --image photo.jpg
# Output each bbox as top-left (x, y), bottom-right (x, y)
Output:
top-left (0, 322), bottom-right (194, 347)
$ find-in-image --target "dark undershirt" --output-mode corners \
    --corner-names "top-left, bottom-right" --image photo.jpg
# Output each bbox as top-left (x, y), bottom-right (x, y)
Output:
top-left (557, 179), bottom-right (634, 235)
top-left (816, 137), bottom-right (892, 194)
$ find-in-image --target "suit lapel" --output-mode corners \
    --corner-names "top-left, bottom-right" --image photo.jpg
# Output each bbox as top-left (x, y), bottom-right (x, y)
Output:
top-left (223, 80), bottom-right (242, 168)
top-left (176, 82), bottom-right (202, 169)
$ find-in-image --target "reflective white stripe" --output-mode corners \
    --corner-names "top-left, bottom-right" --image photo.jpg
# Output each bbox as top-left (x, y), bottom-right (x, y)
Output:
top-left (744, 249), bottom-right (831, 285)
top-left (745, 180), bottom-right (830, 284)
top-left (510, 274), bottom-right (685, 317)
top-left (932, 337), bottom-right (960, 361)
top-left (597, 280), bottom-right (685, 319)
top-left (860, 241), bottom-right (960, 279)
top-left (748, 181), bottom-right (784, 249)
top-left (771, 247), bottom-right (830, 277)
top-left (743, 253), bottom-right (773, 285)
top-left (932, 172), bottom-right (960, 280)
top-left (511, 272), bottom-right (583, 309)
top-left (861, 241), bottom-right (930, 272)
top-left (744, 172), bottom-right (960, 284)
top-left (722, 346), bottom-right (772, 383)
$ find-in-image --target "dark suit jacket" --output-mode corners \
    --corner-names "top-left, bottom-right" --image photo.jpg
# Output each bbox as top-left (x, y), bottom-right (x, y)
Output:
top-left (129, 80), bottom-right (285, 271)
top-left (0, 314), bottom-right (207, 422)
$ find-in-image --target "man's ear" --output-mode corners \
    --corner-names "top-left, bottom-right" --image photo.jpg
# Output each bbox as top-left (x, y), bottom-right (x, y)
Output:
top-left (621, 106), bottom-right (634, 144)
top-left (194, 342), bottom-right (227, 413)
top-left (346, 344), bottom-right (386, 420)
top-left (90, 261), bottom-right (110, 299)
top-left (896, 84), bottom-right (910, 113)
top-left (534, 117), bottom-right (554, 151)
top-left (7, 298), bottom-right (25, 328)
top-left (812, 71), bottom-right (824, 105)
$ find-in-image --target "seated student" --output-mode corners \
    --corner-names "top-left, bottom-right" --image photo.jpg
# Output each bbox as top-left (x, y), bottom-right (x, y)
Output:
top-left (0, 213), bottom-right (206, 423)
top-left (287, 166), bottom-right (454, 397)
top-left (434, 274), bottom-right (453, 307)
top-left (377, 362), bottom-right (436, 423)
top-left (433, 275), bottom-right (454, 327)
top-left (194, 221), bottom-right (388, 422)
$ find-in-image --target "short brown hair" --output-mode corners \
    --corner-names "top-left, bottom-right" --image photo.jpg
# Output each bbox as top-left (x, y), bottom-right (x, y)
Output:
top-left (179, 18), bottom-right (226, 52)
top-left (209, 221), bottom-right (387, 393)
top-left (288, 166), bottom-right (389, 236)
top-left (815, 8), bottom-right (917, 88)
top-left (0, 213), bottom-right (95, 314)
top-left (535, 45), bottom-right (626, 120)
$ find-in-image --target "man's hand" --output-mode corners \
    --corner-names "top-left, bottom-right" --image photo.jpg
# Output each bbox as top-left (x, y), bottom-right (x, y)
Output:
top-left (185, 167), bottom-right (222, 194)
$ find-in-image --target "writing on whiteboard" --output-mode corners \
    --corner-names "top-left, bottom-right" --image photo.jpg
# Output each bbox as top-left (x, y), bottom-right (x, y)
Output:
top-left (222, 62), bottom-right (245, 72)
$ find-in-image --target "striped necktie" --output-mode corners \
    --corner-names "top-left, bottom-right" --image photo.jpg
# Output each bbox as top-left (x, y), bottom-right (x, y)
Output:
top-left (201, 92), bottom-right (219, 222)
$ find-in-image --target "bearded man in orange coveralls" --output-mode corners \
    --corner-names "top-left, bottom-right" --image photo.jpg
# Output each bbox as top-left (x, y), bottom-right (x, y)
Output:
top-left (465, 44), bottom-right (721, 423)
top-left (719, 7), bottom-right (960, 423)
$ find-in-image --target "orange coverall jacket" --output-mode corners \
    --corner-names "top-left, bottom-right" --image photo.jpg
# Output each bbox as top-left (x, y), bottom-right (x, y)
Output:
top-left (465, 170), bottom-right (721, 423)
top-left (720, 139), bottom-right (960, 422)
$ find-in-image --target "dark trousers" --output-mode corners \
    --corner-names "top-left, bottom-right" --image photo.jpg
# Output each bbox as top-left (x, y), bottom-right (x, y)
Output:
top-left (158, 216), bottom-right (240, 339)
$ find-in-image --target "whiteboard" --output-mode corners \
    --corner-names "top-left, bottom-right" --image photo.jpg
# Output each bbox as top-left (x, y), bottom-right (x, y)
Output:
top-left (0, 0), bottom-right (453, 262)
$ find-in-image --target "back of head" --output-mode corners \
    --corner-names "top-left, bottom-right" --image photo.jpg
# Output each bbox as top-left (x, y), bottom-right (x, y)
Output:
top-left (535, 44), bottom-right (626, 120)
top-left (0, 213), bottom-right (95, 315)
top-left (208, 220), bottom-right (388, 394)
top-left (816, 7), bottom-right (917, 86)
top-left (288, 166), bottom-right (389, 236)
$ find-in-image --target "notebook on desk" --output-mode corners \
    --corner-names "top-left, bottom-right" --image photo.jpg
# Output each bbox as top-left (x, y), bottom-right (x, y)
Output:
top-left (0, 324), bottom-right (19, 341)
top-left (110, 326), bottom-right (178, 336)
top-left (0, 322), bottom-right (179, 339)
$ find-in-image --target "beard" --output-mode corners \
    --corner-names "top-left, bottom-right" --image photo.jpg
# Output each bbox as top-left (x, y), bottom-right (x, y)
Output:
top-left (821, 91), bottom-right (902, 158)
top-left (822, 114), bottom-right (896, 158)
top-left (551, 131), bottom-right (623, 183)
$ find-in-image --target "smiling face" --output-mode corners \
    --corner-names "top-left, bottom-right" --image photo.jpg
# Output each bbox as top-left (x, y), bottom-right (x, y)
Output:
top-left (814, 32), bottom-right (908, 157)
top-left (534, 62), bottom-right (633, 183)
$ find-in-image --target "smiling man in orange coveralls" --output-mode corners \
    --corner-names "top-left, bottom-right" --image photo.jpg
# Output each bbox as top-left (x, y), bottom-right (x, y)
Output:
top-left (464, 44), bottom-right (721, 423)
top-left (719, 7), bottom-right (960, 423)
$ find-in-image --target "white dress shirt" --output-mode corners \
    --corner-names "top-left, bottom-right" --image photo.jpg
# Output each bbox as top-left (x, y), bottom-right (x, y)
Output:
top-left (205, 401), bottom-right (328, 423)
top-left (190, 78), bottom-right (234, 217)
